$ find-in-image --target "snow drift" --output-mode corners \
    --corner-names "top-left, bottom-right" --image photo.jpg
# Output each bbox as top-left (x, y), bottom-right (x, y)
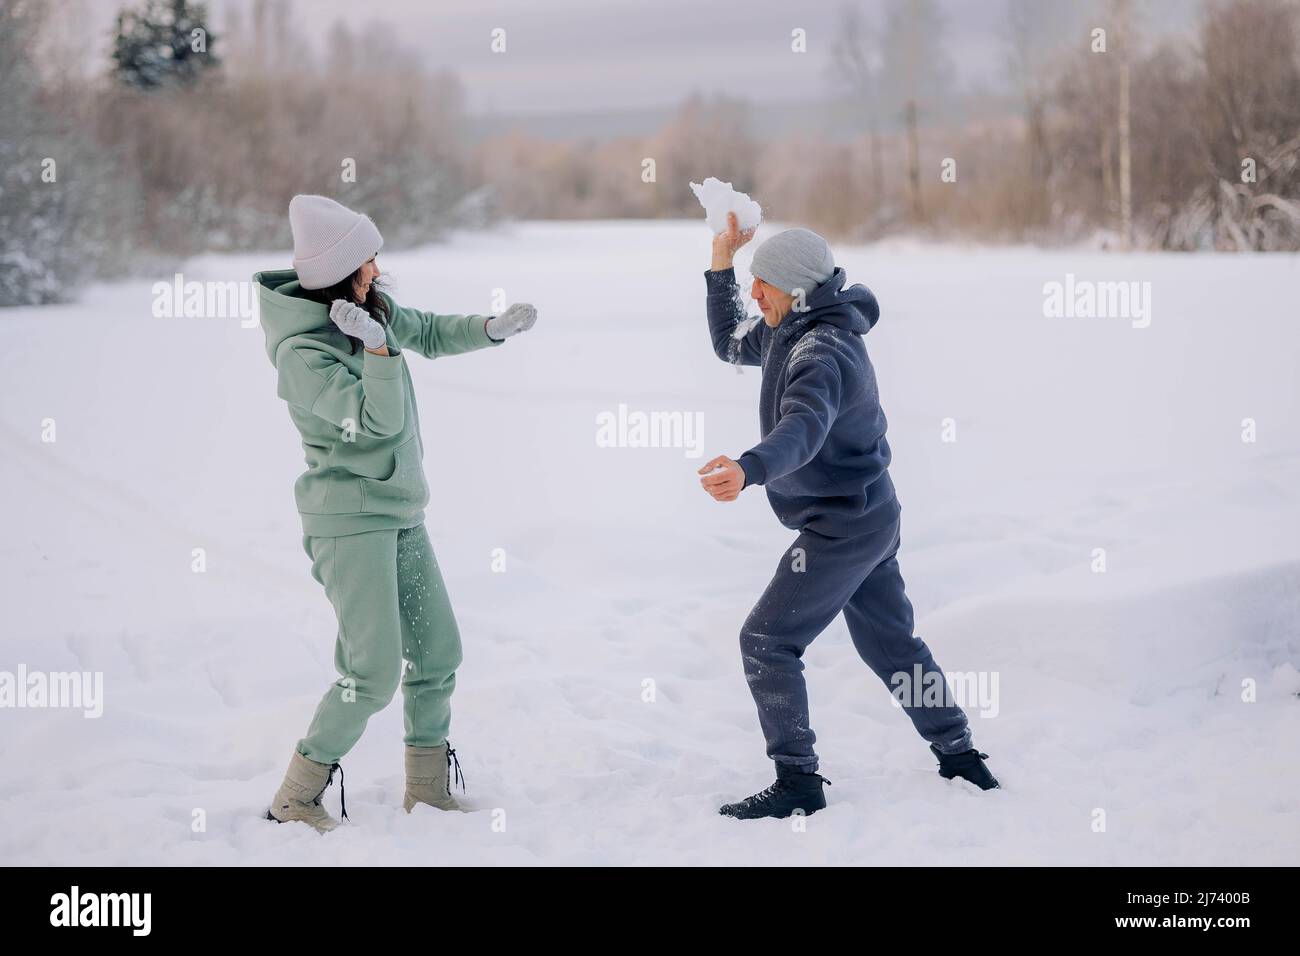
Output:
top-left (1, 222), bottom-right (1296, 865)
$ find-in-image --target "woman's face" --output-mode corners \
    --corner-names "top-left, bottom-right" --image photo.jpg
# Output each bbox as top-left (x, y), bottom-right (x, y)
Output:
top-left (354, 257), bottom-right (380, 301)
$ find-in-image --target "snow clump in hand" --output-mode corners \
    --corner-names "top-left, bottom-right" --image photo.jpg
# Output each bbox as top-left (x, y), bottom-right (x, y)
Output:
top-left (690, 177), bottom-right (763, 234)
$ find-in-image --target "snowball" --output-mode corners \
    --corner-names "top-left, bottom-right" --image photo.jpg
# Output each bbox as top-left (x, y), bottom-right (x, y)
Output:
top-left (731, 315), bottom-right (760, 341)
top-left (689, 177), bottom-right (763, 234)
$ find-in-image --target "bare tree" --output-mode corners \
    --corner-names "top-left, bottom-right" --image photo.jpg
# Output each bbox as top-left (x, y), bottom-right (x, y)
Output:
top-left (830, 3), bottom-right (885, 208)
top-left (1004, 0), bottom-right (1092, 231)
top-left (1112, 0), bottom-right (1135, 249)
top-left (881, 0), bottom-right (952, 225)
top-left (651, 94), bottom-right (757, 218)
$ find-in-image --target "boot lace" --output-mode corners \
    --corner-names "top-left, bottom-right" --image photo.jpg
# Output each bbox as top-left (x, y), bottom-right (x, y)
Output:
top-left (314, 761), bottom-right (347, 820)
top-left (445, 743), bottom-right (466, 794)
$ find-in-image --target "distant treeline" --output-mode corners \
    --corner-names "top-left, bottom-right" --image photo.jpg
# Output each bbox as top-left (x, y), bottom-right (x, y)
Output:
top-left (490, 0), bottom-right (1300, 252)
top-left (3, 0), bottom-right (1298, 305)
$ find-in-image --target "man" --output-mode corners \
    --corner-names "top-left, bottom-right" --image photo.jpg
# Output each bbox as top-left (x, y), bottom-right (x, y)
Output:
top-left (698, 212), bottom-right (1000, 820)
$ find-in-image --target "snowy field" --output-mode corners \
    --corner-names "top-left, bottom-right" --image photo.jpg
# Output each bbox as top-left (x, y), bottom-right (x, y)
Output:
top-left (2, 220), bottom-right (1298, 865)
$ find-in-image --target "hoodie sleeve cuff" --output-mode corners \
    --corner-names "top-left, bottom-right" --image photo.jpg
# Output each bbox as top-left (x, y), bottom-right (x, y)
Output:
top-left (705, 267), bottom-right (737, 294)
top-left (738, 452), bottom-right (766, 488)
top-left (477, 315), bottom-right (506, 347)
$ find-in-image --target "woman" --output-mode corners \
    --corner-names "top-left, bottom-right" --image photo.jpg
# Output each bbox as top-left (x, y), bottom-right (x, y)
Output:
top-left (254, 194), bottom-right (537, 832)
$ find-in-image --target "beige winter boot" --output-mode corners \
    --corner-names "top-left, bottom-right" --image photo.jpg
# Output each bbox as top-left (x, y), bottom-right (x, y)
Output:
top-left (402, 741), bottom-right (465, 812)
top-left (266, 749), bottom-right (346, 833)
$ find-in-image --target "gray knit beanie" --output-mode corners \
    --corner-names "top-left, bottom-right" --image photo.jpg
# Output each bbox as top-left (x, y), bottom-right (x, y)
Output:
top-left (288, 194), bottom-right (384, 290)
top-left (749, 228), bottom-right (835, 296)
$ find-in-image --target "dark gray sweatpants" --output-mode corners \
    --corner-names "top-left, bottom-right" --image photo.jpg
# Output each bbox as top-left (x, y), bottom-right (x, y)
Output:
top-left (740, 518), bottom-right (974, 773)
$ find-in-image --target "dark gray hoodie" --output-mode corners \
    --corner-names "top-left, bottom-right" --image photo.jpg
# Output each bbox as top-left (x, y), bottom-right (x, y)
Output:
top-left (705, 266), bottom-right (901, 538)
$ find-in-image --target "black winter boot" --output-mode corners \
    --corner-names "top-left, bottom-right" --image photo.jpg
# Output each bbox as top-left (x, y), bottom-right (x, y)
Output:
top-left (719, 763), bottom-right (831, 819)
top-left (930, 744), bottom-right (1000, 790)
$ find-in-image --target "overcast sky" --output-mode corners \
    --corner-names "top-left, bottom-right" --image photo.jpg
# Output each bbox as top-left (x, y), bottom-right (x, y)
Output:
top-left (242, 0), bottom-right (1018, 113)
top-left (59, 0), bottom-right (1199, 117)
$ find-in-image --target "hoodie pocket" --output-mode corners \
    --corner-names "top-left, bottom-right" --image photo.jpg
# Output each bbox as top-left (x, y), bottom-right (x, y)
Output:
top-left (296, 468), bottom-right (362, 515)
top-left (359, 437), bottom-right (429, 517)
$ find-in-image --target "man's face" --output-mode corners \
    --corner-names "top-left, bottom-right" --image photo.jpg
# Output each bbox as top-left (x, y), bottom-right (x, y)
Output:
top-left (751, 277), bottom-right (795, 328)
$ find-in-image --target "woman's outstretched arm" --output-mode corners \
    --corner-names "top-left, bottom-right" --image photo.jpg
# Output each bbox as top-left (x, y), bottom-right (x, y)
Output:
top-left (383, 293), bottom-right (537, 358)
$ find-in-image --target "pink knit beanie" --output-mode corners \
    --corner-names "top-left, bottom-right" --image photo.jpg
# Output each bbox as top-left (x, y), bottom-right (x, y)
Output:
top-left (288, 194), bottom-right (384, 290)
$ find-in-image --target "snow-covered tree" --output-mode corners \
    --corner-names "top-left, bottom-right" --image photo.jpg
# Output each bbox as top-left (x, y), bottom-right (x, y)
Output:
top-left (111, 0), bottom-right (220, 91)
top-left (0, 0), bottom-right (134, 305)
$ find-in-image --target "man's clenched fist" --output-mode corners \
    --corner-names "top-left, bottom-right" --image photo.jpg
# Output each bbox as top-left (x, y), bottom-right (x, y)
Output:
top-left (698, 455), bottom-right (746, 502)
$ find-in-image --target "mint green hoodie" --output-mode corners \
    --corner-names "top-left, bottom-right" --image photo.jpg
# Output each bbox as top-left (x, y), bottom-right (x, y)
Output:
top-left (255, 269), bottom-right (501, 537)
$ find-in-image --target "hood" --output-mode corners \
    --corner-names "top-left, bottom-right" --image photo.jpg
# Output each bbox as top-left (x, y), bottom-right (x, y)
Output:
top-left (254, 268), bottom-right (333, 365)
top-left (799, 267), bottom-right (880, 335)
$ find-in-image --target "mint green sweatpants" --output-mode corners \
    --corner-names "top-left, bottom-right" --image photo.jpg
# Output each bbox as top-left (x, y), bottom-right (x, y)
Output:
top-left (295, 523), bottom-right (463, 766)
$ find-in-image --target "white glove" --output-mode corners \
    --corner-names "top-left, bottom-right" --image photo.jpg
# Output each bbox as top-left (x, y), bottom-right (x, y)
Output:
top-left (486, 302), bottom-right (538, 341)
top-left (330, 299), bottom-right (387, 350)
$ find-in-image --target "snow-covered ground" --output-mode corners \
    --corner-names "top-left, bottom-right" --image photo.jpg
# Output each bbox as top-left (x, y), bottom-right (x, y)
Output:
top-left (2, 220), bottom-right (1297, 865)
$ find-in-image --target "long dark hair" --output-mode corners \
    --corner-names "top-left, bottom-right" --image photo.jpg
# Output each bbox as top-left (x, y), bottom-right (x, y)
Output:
top-left (301, 264), bottom-right (391, 354)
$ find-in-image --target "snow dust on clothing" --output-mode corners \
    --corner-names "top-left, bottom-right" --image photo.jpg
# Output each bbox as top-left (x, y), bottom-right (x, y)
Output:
top-left (706, 265), bottom-right (974, 772)
top-left (297, 523), bottom-right (463, 765)
top-left (254, 268), bottom-right (499, 764)
top-left (704, 266), bottom-right (901, 539)
top-left (740, 519), bottom-right (974, 773)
